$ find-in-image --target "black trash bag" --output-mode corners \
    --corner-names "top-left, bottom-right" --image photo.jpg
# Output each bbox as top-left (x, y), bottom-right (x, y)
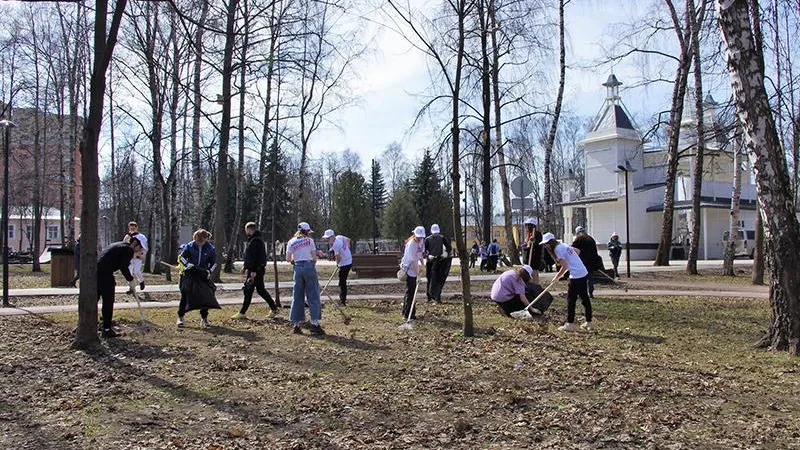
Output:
top-left (525, 282), bottom-right (553, 314)
top-left (181, 269), bottom-right (221, 312)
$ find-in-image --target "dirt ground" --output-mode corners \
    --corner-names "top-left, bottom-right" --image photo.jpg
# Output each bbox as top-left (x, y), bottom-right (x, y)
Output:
top-left (1, 281), bottom-right (799, 449)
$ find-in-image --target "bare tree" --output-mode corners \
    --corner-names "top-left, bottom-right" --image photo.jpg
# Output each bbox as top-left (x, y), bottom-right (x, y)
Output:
top-left (716, 0), bottom-right (800, 355)
top-left (722, 134), bottom-right (742, 275)
top-left (73, 0), bottom-right (128, 351)
top-left (686, 0), bottom-right (707, 274)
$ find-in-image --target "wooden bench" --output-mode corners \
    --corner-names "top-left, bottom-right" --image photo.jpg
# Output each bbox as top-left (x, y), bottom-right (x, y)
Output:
top-left (351, 253), bottom-right (401, 278)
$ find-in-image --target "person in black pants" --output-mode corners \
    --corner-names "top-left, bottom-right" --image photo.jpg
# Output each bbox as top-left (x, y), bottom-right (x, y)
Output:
top-left (572, 226), bottom-right (601, 298)
top-left (424, 223), bottom-right (452, 303)
top-left (540, 232), bottom-right (593, 332)
top-left (97, 238), bottom-right (142, 338)
top-left (177, 229), bottom-right (218, 328)
top-left (322, 229), bottom-right (352, 306)
top-left (233, 222), bottom-right (278, 319)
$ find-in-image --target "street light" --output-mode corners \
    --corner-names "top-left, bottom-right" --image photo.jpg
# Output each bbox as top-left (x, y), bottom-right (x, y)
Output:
top-left (616, 160), bottom-right (637, 278)
top-left (1, 120), bottom-right (17, 307)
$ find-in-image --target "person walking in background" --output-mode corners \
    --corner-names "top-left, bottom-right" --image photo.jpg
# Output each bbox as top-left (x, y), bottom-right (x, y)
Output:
top-left (487, 239), bottom-right (501, 273)
top-left (424, 223), bottom-right (451, 304)
top-left (233, 222), bottom-right (278, 320)
top-left (400, 226), bottom-right (426, 320)
top-left (479, 242), bottom-right (488, 272)
top-left (286, 222), bottom-right (324, 336)
top-left (522, 218), bottom-right (543, 284)
top-left (469, 241), bottom-right (479, 269)
top-left (177, 229), bottom-right (218, 328)
top-left (123, 221), bottom-right (148, 294)
top-left (97, 237), bottom-right (142, 338)
top-left (322, 229), bottom-right (352, 306)
top-left (607, 232), bottom-right (623, 279)
top-left (70, 235), bottom-right (81, 287)
top-left (572, 226), bottom-right (601, 299)
top-left (541, 232), bottom-right (593, 332)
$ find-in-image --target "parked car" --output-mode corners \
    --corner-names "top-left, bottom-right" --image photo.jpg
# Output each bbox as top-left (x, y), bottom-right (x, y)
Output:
top-left (722, 229), bottom-right (756, 259)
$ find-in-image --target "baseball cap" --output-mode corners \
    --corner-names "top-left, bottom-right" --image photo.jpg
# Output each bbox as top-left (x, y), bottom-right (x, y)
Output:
top-left (522, 265), bottom-right (533, 277)
top-left (298, 222), bottom-right (312, 232)
top-left (322, 229), bottom-right (335, 239)
top-left (575, 226), bottom-right (586, 234)
top-left (540, 232), bottom-right (556, 245)
top-left (430, 224), bottom-right (440, 234)
top-left (413, 226), bottom-right (426, 238)
top-left (523, 217), bottom-right (538, 226)
top-left (611, 231), bottom-right (619, 237)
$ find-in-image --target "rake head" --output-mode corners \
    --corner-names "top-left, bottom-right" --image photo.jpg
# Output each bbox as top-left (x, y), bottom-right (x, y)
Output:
top-left (398, 320), bottom-right (414, 331)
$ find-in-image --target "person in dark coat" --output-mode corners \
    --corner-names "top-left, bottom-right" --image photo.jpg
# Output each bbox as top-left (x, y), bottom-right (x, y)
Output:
top-left (424, 223), bottom-right (452, 303)
top-left (607, 232), bottom-right (623, 279)
top-left (97, 237), bottom-right (142, 338)
top-left (232, 222), bottom-right (278, 319)
top-left (177, 229), bottom-right (219, 328)
top-left (572, 226), bottom-right (602, 298)
top-left (70, 235), bottom-right (81, 287)
top-left (522, 218), bottom-right (543, 284)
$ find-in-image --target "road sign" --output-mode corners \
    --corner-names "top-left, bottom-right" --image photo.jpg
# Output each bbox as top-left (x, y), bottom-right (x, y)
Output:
top-left (511, 197), bottom-right (534, 210)
top-left (510, 176), bottom-right (534, 198)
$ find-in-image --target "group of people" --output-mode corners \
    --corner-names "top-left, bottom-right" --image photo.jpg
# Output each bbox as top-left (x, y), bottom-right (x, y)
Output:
top-left (489, 219), bottom-right (626, 331)
top-left (92, 214), bottom-right (624, 338)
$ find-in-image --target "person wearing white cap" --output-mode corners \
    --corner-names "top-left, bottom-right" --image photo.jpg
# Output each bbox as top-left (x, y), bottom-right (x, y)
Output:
top-left (122, 221), bottom-right (149, 294)
top-left (322, 229), bottom-right (352, 306)
top-left (607, 232), bottom-right (623, 279)
top-left (424, 223), bottom-right (452, 303)
top-left (286, 221), bottom-right (324, 335)
top-left (399, 226), bottom-right (427, 320)
top-left (540, 232), bottom-right (593, 331)
top-left (522, 217), bottom-right (543, 283)
top-left (490, 265), bottom-right (540, 317)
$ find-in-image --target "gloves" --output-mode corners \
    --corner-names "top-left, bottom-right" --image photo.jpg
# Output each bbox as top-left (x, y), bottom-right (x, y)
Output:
top-left (442, 251), bottom-right (448, 258)
top-left (427, 255), bottom-right (435, 261)
top-left (139, 282), bottom-right (145, 291)
top-left (185, 263), bottom-right (195, 271)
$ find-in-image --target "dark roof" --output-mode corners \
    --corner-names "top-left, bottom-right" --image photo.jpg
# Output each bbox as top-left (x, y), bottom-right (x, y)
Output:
top-left (614, 105), bottom-right (634, 130)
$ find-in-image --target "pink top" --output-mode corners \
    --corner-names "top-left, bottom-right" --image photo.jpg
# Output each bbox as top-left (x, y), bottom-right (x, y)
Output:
top-left (490, 270), bottom-right (526, 303)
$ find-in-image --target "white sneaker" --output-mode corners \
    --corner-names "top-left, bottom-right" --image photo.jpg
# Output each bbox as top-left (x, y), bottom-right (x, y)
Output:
top-left (580, 321), bottom-right (593, 331)
top-left (176, 317), bottom-right (184, 327)
top-left (557, 322), bottom-right (580, 332)
top-left (201, 318), bottom-right (211, 328)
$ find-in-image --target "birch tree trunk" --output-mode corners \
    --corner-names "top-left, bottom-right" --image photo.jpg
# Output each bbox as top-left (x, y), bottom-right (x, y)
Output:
top-left (717, 0), bottom-right (800, 354)
top-left (686, 0), bottom-right (707, 274)
top-left (723, 139), bottom-right (742, 276)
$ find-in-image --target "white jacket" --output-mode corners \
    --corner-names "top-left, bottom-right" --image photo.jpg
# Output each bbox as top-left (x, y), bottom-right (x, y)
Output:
top-left (400, 238), bottom-right (425, 277)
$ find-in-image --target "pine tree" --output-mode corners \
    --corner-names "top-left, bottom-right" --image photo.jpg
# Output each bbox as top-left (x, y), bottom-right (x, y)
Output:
top-left (366, 160), bottom-right (388, 241)
top-left (381, 188), bottom-right (420, 242)
top-left (331, 171), bottom-right (371, 240)
top-left (409, 150), bottom-right (454, 237)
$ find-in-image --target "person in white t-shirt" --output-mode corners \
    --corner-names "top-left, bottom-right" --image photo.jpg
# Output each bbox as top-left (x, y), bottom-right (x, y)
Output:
top-left (286, 222), bottom-right (323, 336)
top-left (540, 232), bottom-right (593, 332)
top-left (399, 226), bottom-right (426, 320)
top-left (322, 229), bottom-right (352, 306)
top-left (123, 221), bottom-right (148, 294)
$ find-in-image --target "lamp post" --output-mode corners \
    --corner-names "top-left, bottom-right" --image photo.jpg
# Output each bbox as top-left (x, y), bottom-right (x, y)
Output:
top-left (616, 160), bottom-right (637, 278)
top-left (1, 120), bottom-right (17, 307)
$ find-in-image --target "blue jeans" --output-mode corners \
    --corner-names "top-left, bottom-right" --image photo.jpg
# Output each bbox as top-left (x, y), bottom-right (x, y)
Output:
top-left (289, 261), bottom-right (321, 324)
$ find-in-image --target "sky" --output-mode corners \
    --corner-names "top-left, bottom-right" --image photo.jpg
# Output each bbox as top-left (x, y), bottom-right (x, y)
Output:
top-left (308, 0), bottom-right (681, 168)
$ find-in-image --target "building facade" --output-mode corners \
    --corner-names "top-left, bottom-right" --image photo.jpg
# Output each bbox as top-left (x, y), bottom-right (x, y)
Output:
top-left (560, 75), bottom-right (758, 260)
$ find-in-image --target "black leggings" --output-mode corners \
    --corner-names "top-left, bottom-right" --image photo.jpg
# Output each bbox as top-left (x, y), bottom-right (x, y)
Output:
top-left (567, 275), bottom-right (592, 323)
top-left (98, 274), bottom-right (116, 329)
top-left (338, 264), bottom-right (351, 304)
top-left (495, 295), bottom-right (526, 316)
top-left (240, 268), bottom-right (276, 314)
top-left (402, 276), bottom-right (418, 320)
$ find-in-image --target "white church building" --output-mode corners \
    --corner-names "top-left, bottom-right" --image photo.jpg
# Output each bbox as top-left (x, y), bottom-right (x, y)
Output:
top-left (560, 75), bottom-right (758, 260)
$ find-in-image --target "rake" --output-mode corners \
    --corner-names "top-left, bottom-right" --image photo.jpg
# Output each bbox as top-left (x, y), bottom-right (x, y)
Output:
top-left (129, 287), bottom-right (153, 333)
top-left (398, 274), bottom-right (422, 331)
top-left (510, 275), bottom-right (561, 320)
top-left (319, 267), bottom-right (352, 325)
